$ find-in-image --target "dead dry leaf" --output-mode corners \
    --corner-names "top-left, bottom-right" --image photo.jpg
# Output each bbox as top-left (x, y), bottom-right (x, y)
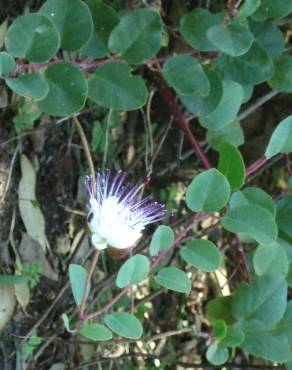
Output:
top-left (0, 285), bottom-right (16, 332)
top-left (19, 233), bottom-right (58, 281)
top-left (14, 281), bottom-right (30, 310)
top-left (18, 154), bottom-right (47, 251)
top-left (48, 364), bottom-right (65, 370)
top-left (0, 19), bottom-right (8, 49)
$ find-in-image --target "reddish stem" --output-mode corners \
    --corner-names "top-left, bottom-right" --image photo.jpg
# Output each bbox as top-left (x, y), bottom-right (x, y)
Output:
top-left (86, 286), bottom-right (130, 320)
top-left (156, 74), bottom-right (212, 170)
top-left (246, 157), bottom-right (268, 177)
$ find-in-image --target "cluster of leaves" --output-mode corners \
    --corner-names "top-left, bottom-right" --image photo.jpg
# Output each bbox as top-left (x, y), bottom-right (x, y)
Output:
top-left (2, 0), bottom-right (292, 368)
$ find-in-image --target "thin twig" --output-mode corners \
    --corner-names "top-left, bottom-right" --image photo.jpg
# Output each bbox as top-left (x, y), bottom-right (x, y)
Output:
top-left (239, 91), bottom-right (279, 121)
top-left (72, 115), bottom-right (95, 188)
top-left (156, 74), bottom-right (212, 169)
top-left (0, 144), bottom-right (19, 204)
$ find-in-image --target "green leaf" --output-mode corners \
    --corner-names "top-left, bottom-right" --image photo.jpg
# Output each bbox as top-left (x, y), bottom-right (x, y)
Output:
top-left (68, 264), bottom-right (88, 306)
top-left (86, 0), bottom-right (119, 48)
top-left (232, 276), bottom-right (287, 325)
top-left (61, 313), bottom-right (72, 332)
top-left (206, 296), bottom-right (234, 324)
top-left (186, 169), bottom-right (230, 212)
top-left (199, 80), bottom-right (243, 130)
top-left (0, 52), bottom-right (15, 76)
top-left (276, 301), bottom-right (292, 350)
top-left (253, 0), bottom-right (292, 20)
top-left (104, 312), bottom-right (143, 339)
top-left (150, 225), bottom-right (174, 257)
top-left (80, 32), bottom-right (107, 59)
top-left (155, 267), bottom-right (191, 293)
top-left (238, 0), bottom-right (261, 18)
top-left (179, 68), bottom-right (222, 116)
top-left (88, 62), bottom-right (147, 110)
top-left (0, 275), bottom-right (28, 285)
top-left (265, 116), bottom-right (292, 158)
top-left (206, 343), bottom-right (228, 366)
top-left (239, 319), bottom-right (291, 362)
top-left (215, 41), bottom-right (274, 85)
top-left (218, 142), bottom-right (245, 190)
top-left (222, 205), bottom-right (277, 244)
top-left (6, 74), bottom-right (49, 101)
top-left (220, 324), bottom-right (245, 347)
top-left (162, 55), bottom-right (210, 96)
top-left (5, 13), bottom-right (60, 63)
top-left (253, 241), bottom-right (289, 278)
top-left (213, 320), bottom-right (227, 340)
top-left (229, 186), bottom-right (275, 216)
top-left (80, 323), bottom-right (112, 341)
top-left (269, 56), bottom-right (292, 93)
top-left (91, 121), bottom-right (103, 151)
top-left (207, 119), bottom-right (244, 151)
top-left (249, 20), bottom-right (285, 59)
top-left (37, 62), bottom-right (88, 117)
top-left (180, 239), bottom-right (221, 272)
top-left (116, 254), bottom-right (150, 288)
top-left (40, 0), bottom-right (93, 51)
top-left (179, 8), bottom-right (223, 51)
top-left (207, 18), bottom-right (254, 57)
top-left (277, 196), bottom-right (292, 238)
top-left (108, 8), bottom-right (163, 65)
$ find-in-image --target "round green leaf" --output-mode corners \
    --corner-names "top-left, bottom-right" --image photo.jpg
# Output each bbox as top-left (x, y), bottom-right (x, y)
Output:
top-left (186, 169), bottom-right (231, 212)
top-left (0, 52), bottom-right (15, 76)
top-left (40, 0), bottom-right (93, 51)
top-left (220, 325), bottom-right (244, 347)
top-left (199, 80), bottom-right (243, 130)
top-left (5, 13), bottom-right (60, 63)
top-left (104, 312), bottom-right (143, 339)
top-left (162, 55), bottom-right (210, 97)
top-left (68, 263), bottom-right (88, 306)
top-left (179, 68), bottom-right (222, 116)
top-left (180, 239), bottom-right (221, 272)
top-left (213, 319), bottom-right (227, 340)
top-left (80, 323), bottom-right (112, 341)
top-left (233, 276), bottom-right (287, 325)
top-left (116, 254), bottom-right (150, 288)
top-left (229, 187), bottom-right (275, 216)
top-left (265, 116), bottom-right (292, 158)
top-left (249, 20), bottom-right (285, 59)
top-left (240, 319), bottom-right (291, 363)
top-left (154, 267), bottom-right (191, 293)
top-left (88, 62), bottom-right (148, 110)
top-left (218, 142), bottom-right (245, 190)
top-left (206, 343), bottom-right (228, 366)
top-left (222, 205), bottom-right (277, 244)
top-left (238, 0), bottom-right (261, 18)
top-left (6, 74), bottom-right (49, 101)
top-left (80, 32), bottom-right (108, 59)
top-left (269, 56), bottom-right (292, 93)
top-left (253, 0), bottom-right (292, 20)
top-left (253, 241), bottom-right (289, 278)
top-left (150, 225), bottom-right (174, 257)
top-left (277, 196), bottom-right (292, 238)
top-left (215, 41), bottom-right (274, 86)
top-left (86, 0), bottom-right (119, 48)
top-left (108, 8), bottom-right (163, 64)
top-left (180, 8), bottom-right (223, 51)
top-left (207, 19), bottom-right (254, 57)
top-left (37, 62), bottom-right (88, 117)
top-left (207, 119), bottom-right (244, 151)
